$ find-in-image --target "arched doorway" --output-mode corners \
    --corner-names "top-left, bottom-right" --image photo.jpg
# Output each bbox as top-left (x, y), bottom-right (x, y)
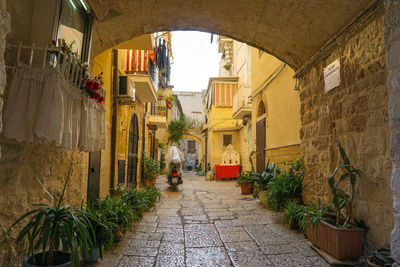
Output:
top-left (256, 101), bottom-right (266, 173)
top-left (127, 113), bottom-right (139, 186)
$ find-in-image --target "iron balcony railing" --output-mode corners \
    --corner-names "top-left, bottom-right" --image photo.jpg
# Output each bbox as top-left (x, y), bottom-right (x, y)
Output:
top-left (149, 99), bottom-right (167, 117)
top-left (5, 42), bottom-right (106, 99)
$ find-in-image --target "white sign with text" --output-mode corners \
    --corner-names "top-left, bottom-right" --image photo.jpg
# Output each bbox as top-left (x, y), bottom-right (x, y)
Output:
top-left (323, 59), bottom-right (341, 92)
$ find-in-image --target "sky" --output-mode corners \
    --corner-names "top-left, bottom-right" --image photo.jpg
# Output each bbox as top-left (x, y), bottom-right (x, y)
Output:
top-left (170, 31), bottom-right (221, 92)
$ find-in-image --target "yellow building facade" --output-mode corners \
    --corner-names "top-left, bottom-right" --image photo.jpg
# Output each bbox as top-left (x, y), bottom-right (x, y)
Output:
top-left (250, 50), bottom-right (301, 171)
top-left (203, 37), bottom-right (301, 174)
top-left (202, 77), bottom-right (240, 169)
top-left (92, 33), bottom-right (173, 198)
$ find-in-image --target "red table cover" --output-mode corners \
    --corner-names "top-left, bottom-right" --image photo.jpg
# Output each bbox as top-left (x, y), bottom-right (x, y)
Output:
top-left (215, 164), bottom-right (240, 179)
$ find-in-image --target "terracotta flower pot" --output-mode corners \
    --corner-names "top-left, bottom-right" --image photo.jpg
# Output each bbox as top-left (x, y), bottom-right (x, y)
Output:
top-left (143, 178), bottom-right (156, 186)
top-left (113, 225), bottom-right (123, 242)
top-left (306, 221), bottom-right (365, 260)
top-left (366, 256), bottom-right (381, 267)
top-left (240, 184), bottom-right (252, 195)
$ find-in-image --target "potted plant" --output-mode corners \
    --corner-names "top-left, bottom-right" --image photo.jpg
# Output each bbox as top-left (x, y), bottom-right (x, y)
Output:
top-left (7, 168), bottom-right (95, 267)
top-left (142, 153), bottom-right (160, 186)
top-left (366, 248), bottom-right (394, 267)
top-left (83, 206), bottom-right (117, 263)
top-left (301, 141), bottom-right (366, 260)
top-left (283, 199), bottom-right (304, 230)
top-left (235, 172), bottom-right (254, 195)
top-left (254, 159), bottom-right (281, 206)
top-left (97, 196), bottom-right (133, 242)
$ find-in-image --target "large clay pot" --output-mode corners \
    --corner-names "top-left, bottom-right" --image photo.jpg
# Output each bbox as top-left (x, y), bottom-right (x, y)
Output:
top-left (83, 247), bottom-right (100, 263)
top-left (306, 221), bottom-right (365, 260)
top-left (258, 190), bottom-right (268, 208)
top-left (22, 251), bottom-right (71, 267)
top-left (240, 184), bottom-right (252, 195)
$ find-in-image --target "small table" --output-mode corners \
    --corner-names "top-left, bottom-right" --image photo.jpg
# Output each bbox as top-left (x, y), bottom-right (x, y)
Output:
top-left (215, 164), bottom-right (240, 180)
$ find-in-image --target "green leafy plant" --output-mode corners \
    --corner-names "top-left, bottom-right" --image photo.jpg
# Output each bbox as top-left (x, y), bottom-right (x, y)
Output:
top-left (142, 153), bottom-right (160, 181)
top-left (84, 206), bottom-right (117, 259)
top-left (7, 168), bottom-right (95, 266)
top-left (299, 199), bottom-right (334, 232)
top-left (97, 196), bottom-right (133, 233)
top-left (365, 247), bottom-right (394, 266)
top-left (328, 141), bottom-right (361, 226)
top-left (235, 172), bottom-right (255, 187)
top-left (266, 158), bottom-right (303, 211)
top-left (168, 118), bottom-right (188, 143)
top-left (255, 160), bottom-right (281, 192)
top-left (283, 199), bottom-right (305, 230)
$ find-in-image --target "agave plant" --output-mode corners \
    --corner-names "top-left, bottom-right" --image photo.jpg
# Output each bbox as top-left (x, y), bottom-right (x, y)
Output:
top-left (7, 168), bottom-right (95, 266)
top-left (328, 141), bottom-right (361, 226)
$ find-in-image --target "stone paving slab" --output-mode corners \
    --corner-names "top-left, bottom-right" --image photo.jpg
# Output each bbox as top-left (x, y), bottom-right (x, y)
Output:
top-left (87, 173), bottom-right (330, 267)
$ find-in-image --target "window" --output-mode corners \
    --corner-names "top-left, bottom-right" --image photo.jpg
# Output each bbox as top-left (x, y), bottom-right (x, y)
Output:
top-left (223, 134), bottom-right (232, 146)
top-left (58, 0), bottom-right (93, 61)
top-left (188, 140), bottom-right (196, 154)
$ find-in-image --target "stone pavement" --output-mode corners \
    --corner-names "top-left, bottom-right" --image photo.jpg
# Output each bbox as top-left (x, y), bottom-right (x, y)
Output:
top-left (90, 172), bottom-right (330, 267)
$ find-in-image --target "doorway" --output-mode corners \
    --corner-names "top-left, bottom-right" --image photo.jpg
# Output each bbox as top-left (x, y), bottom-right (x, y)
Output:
top-left (127, 113), bottom-right (139, 187)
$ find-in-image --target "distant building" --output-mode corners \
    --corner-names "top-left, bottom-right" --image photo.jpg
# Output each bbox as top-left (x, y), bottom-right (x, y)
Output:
top-left (174, 91), bottom-right (204, 127)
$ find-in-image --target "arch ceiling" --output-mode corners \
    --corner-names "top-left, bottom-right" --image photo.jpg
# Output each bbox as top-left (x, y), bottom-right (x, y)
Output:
top-left (88, 0), bottom-right (376, 70)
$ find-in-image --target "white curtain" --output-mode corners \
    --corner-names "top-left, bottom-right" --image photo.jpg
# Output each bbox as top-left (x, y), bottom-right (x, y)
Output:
top-left (4, 66), bottom-right (106, 152)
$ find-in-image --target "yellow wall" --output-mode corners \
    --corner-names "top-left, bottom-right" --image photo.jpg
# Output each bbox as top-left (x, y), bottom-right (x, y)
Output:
top-left (93, 48), bottom-right (148, 195)
top-left (93, 49), bottom-right (112, 197)
top-left (250, 49), bottom-right (301, 166)
top-left (204, 106), bottom-right (240, 169)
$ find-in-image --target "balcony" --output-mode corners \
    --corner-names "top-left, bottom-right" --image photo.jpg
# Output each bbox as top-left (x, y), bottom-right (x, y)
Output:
top-left (4, 42), bottom-right (106, 152)
top-left (232, 84), bottom-right (252, 119)
top-left (148, 100), bottom-right (167, 128)
top-left (124, 50), bottom-right (158, 103)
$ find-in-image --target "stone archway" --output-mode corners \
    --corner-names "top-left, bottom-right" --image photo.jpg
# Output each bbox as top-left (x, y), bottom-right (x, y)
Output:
top-left (1, 0), bottom-right (399, 262)
top-left (88, 0), bottom-right (376, 70)
top-left (84, 1), bottom-right (398, 257)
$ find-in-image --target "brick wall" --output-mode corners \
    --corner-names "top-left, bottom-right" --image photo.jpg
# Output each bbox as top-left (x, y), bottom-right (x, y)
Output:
top-left (300, 13), bottom-right (393, 248)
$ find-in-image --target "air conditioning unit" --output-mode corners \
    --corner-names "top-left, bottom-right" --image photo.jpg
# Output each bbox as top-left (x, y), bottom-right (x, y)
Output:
top-left (119, 76), bottom-right (135, 103)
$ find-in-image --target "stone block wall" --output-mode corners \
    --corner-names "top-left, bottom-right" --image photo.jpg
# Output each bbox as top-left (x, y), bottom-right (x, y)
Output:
top-left (0, 142), bottom-right (89, 266)
top-left (385, 0), bottom-right (400, 264)
top-left (0, 2), bottom-right (89, 265)
top-left (300, 13), bottom-right (393, 248)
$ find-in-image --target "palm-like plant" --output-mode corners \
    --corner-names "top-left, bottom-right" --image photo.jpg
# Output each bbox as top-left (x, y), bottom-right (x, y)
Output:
top-left (328, 141), bottom-right (361, 226)
top-left (8, 168), bottom-right (95, 266)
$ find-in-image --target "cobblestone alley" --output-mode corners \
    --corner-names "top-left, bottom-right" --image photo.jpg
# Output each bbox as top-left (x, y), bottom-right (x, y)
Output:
top-left (89, 172), bottom-right (329, 267)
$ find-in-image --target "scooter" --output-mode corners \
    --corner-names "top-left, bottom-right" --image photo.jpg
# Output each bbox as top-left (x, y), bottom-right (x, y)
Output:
top-left (165, 145), bottom-right (184, 191)
top-left (167, 164), bottom-right (183, 191)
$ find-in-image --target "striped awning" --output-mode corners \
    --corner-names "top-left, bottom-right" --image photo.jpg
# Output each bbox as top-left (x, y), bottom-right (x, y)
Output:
top-left (214, 82), bottom-right (238, 107)
top-left (125, 50), bottom-right (155, 73)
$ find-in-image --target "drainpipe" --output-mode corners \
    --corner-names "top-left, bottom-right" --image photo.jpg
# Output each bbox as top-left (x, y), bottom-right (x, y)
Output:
top-left (110, 49), bottom-right (118, 194)
top-left (140, 103), bottom-right (148, 185)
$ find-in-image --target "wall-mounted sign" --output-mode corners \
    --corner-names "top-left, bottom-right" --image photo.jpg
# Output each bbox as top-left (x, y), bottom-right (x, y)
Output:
top-left (323, 59), bottom-right (341, 92)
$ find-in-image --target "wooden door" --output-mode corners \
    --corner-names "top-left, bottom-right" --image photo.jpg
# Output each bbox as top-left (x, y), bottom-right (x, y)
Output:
top-left (87, 151), bottom-right (101, 206)
top-left (256, 118), bottom-right (266, 173)
top-left (127, 113), bottom-right (139, 187)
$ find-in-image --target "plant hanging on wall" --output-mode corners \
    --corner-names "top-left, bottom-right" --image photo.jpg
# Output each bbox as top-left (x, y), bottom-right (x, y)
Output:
top-left (168, 118), bottom-right (188, 143)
